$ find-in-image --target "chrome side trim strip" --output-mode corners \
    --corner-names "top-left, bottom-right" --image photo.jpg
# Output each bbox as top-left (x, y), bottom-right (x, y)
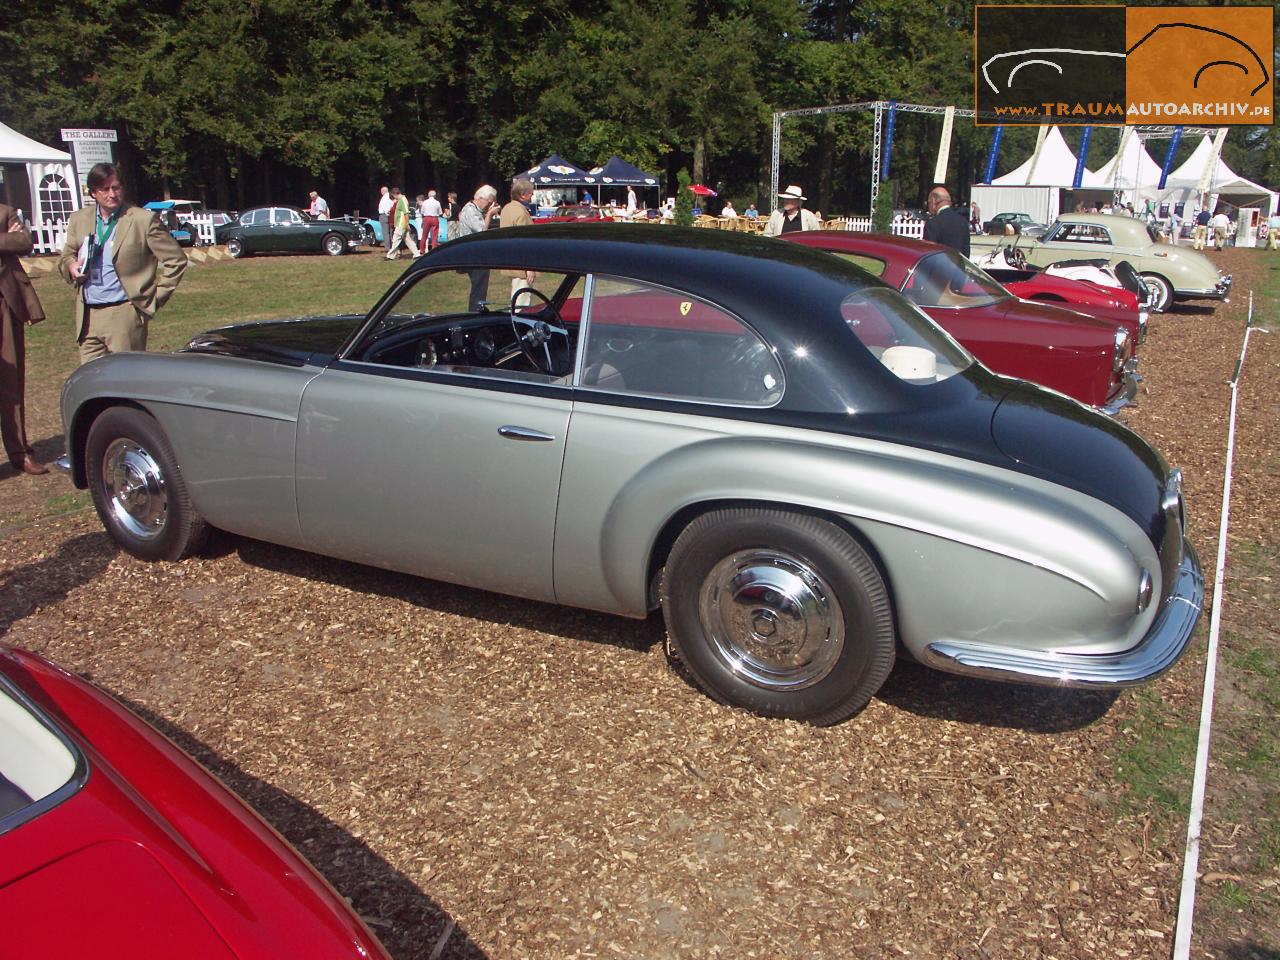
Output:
top-left (921, 544), bottom-right (1203, 688)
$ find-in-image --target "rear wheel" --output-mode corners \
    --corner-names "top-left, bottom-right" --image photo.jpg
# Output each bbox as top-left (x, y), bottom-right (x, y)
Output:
top-left (661, 507), bottom-right (895, 725)
top-left (1140, 272), bottom-right (1172, 312)
top-left (86, 407), bottom-right (207, 561)
top-left (322, 232), bottom-right (346, 256)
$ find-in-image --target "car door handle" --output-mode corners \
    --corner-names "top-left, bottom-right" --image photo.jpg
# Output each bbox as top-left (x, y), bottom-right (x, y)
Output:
top-left (498, 425), bottom-right (556, 442)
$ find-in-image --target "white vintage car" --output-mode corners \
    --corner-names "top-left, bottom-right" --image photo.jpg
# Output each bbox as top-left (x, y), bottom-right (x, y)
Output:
top-left (970, 212), bottom-right (1230, 312)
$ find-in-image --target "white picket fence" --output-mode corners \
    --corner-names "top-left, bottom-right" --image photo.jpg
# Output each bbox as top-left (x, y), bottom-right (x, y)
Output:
top-left (26, 210), bottom-right (222, 257)
top-left (29, 222), bottom-right (66, 255)
top-left (826, 216), bottom-right (927, 239)
top-left (186, 212), bottom-right (219, 245)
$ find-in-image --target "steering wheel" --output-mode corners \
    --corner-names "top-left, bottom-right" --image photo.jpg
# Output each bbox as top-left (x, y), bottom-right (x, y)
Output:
top-left (510, 287), bottom-right (570, 375)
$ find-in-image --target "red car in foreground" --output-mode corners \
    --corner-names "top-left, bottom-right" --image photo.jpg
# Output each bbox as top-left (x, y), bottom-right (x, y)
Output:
top-left (0, 648), bottom-right (390, 960)
top-left (783, 232), bottom-right (1137, 413)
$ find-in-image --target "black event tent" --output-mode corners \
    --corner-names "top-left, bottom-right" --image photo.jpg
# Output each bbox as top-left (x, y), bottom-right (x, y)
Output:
top-left (514, 154), bottom-right (593, 186)
top-left (586, 156), bottom-right (660, 187)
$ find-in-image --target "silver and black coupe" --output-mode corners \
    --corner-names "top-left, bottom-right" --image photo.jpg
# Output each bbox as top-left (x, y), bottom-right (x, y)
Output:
top-left (59, 225), bottom-right (1203, 725)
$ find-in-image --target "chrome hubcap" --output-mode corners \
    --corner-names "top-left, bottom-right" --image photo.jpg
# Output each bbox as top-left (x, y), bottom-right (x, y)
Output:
top-left (697, 549), bottom-right (844, 690)
top-left (103, 439), bottom-right (167, 540)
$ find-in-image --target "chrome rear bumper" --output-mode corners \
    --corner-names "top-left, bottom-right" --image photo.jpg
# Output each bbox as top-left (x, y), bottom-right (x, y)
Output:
top-left (922, 544), bottom-right (1203, 688)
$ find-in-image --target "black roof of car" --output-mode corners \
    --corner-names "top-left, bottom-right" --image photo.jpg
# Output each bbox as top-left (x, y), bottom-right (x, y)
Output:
top-left (420, 223), bottom-right (885, 343)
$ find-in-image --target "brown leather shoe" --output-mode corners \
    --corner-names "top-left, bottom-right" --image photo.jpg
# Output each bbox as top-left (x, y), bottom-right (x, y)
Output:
top-left (17, 455), bottom-right (49, 476)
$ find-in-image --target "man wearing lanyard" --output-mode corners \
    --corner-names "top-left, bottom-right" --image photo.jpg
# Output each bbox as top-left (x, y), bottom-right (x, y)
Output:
top-left (58, 163), bottom-right (187, 365)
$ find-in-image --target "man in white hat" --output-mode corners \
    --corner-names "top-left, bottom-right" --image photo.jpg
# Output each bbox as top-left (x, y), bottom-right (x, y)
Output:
top-left (763, 185), bottom-right (820, 237)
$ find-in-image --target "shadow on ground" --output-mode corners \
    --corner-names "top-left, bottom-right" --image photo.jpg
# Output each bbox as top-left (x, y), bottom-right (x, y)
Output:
top-left (0, 533), bottom-right (114, 638)
top-left (877, 656), bottom-right (1119, 732)
top-left (120, 695), bottom-right (491, 960)
top-left (221, 532), bottom-right (1115, 733)
top-left (225, 533), bottom-right (665, 654)
top-left (0, 434), bottom-right (67, 482)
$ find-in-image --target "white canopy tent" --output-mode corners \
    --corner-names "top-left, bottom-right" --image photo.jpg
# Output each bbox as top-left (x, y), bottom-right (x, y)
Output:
top-left (991, 126), bottom-right (1109, 189)
top-left (973, 126), bottom-right (1110, 224)
top-left (1163, 135), bottom-right (1278, 216)
top-left (1092, 128), bottom-right (1165, 198)
top-left (0, 121), bottom-right (78, 253)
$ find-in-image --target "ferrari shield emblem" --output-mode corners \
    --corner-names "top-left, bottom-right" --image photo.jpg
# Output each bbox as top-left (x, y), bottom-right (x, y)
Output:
top-left (679, 301), bottom-right (692, 316)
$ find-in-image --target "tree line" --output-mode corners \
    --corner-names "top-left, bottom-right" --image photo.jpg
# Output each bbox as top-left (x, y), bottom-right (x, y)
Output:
top-left (2, 0), bottom-right (1273, 218)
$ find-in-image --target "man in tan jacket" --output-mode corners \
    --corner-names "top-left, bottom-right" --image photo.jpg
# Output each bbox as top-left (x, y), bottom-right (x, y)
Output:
top-left (500, 178), bottom-right (537, 306)
top-left (0, 204), bottom-right (48, 474)
top-left (57, 162), bottom-right (187, 364)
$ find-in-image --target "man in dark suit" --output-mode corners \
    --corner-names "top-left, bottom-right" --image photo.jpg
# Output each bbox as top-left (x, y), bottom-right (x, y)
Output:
top-left (0, 203), bottom-right (49, 475)
top-left (922, 186), bottom-right (970, 257)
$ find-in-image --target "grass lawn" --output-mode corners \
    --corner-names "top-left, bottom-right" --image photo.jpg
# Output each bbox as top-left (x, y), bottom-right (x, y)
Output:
top-left (4, 252), bottom-right (419, 530)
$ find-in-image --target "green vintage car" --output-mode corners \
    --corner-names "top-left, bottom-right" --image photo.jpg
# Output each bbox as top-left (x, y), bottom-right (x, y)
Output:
top-left (214, 205), bottom-right (363, 258)
top-left (970, 212), bottom-right (1230, 312)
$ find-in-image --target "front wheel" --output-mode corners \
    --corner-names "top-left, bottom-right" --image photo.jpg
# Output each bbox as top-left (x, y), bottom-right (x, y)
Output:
top-left (226, 237), bottom-right (246, 258)
top-left (1140, 272), bottom-right (1172, 312)
top-left (322, 233), bottom-right (346, 256)
top-left (661, 507), bottom-right (895, 725)
top-left (86, 407), bottom-right (207, 561)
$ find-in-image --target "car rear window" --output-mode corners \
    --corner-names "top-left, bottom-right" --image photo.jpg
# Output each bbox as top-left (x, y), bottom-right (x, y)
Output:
top-left (840, 287), bottom-right (973, 384)
top-left (0, 679), bottom-right (81, 830)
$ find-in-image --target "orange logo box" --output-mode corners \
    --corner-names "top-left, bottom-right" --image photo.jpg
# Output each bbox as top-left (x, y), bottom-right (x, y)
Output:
top-left (1125, 6), bottom-right (1273, 125)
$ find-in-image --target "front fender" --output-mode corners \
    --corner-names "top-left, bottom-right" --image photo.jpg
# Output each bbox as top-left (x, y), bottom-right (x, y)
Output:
top-left (61, 352), bottom-right (322, 548)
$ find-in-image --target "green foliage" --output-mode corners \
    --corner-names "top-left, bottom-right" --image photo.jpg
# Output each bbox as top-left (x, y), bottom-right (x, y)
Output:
top-left (872, 180), bottom-right (896, 233)
top-left (674, 168), bottom-right (694, 226)
top-left (0, 0), bottom-right (997, 213)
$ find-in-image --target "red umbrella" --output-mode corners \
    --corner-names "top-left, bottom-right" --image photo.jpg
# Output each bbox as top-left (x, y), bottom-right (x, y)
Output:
top-left (688, 184), bottom-right (718, 197)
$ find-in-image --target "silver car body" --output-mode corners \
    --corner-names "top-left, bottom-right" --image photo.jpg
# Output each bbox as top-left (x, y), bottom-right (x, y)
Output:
top-left (61, 227), bottom-right (1201, 690)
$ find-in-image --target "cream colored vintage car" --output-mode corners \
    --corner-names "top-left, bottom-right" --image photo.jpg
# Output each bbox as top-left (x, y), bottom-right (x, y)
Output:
top-left (970, 212), bottom-right (1230, 312)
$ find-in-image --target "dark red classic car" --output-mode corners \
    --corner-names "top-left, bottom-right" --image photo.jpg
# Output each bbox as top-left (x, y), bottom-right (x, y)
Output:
top-left (0, 648), bottom-right (391, 960)
top-left (533, 205), bottom-right (608, 224)
top-left (783, 232), bottom-right (1137, 413)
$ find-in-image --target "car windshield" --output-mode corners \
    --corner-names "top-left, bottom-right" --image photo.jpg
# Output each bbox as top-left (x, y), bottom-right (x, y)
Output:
top-left (899, 250), bottom-right (1008, 308)
top-left (0, 679), bottom-right (79, 828)
top-left (840, 287), bottom-right (973, 384)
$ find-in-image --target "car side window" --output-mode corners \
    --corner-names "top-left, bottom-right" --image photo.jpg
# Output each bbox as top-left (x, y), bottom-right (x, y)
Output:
top-left (289, 210), bottom-right (305, 224)
top-left (580, 276), bottom-right (783, 406)
top-left (831, 253), bottom-right (887, 277)
top-left (271, 208), bottom-right (291, 225)
top-left (356, 268), bottom-right (583, 386)
top-left (239, 210), bottom-right (259, 226)
top-left (1054, 223), bottom-right (1111, 244)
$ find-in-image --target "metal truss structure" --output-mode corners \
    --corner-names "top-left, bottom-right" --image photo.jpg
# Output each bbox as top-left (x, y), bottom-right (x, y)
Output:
top-left (769, 98), bottom-right (1221, 213)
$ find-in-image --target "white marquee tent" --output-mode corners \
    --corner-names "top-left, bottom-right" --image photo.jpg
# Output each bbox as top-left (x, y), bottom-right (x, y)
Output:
top-left (0, 121), bottom-right (77, 253)
top-left (991, 126), bottom-right (1109, 189)
top-left (1163, 135), bottom-right (1277, 215)
top-left (1091, 129), bottom-right (1165, 196)
top-left (972, 126), bottom-right (1110, 224)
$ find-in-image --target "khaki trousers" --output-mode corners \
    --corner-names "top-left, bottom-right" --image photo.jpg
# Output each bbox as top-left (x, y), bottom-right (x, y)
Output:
top-left (79, 301), bottom-right (148, 365)
top-left (1268, 230), bottom-right (1279, 250)
top-left (0, 298), bottom-right (34, 464)
top-left (1192, 225), bottom-right (1207, 249)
